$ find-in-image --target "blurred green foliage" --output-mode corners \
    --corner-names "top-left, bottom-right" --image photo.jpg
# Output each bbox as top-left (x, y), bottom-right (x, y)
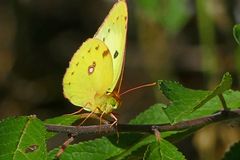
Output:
top-left (136, 0), bottom-right (190, 34)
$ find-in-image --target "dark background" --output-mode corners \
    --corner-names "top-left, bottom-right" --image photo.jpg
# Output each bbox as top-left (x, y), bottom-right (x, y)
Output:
top-left (1, 0), bottom-right (240, 159)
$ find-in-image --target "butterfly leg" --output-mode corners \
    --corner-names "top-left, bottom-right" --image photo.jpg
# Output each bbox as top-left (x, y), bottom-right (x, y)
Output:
top-left (110, 112), bottom-right (118, 127)
top-left (109, 112), bottom-right (120, 143)
top-left (66, 107), bottom-right (84, 115)
top-left (99, 112), bottom-right (105, 125)
top-left (79, 107), bottom-right (99, 125)
top-left (79, 113), bottom-right (109, 124)
top-left (67, 101), bottom-right (93, 115)
top-left (98, 111), bottom-right (106, 132)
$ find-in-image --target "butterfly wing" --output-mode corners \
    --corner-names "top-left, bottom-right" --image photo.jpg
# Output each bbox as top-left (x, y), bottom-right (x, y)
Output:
top-left (63, 38), bottom-right (114, 110)
top-left (94, 0), bottom-right (128, 93)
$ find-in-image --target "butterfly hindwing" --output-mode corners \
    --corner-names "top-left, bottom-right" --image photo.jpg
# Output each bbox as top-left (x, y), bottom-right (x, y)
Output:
top-left (63, 38), bottom-right (114, 108)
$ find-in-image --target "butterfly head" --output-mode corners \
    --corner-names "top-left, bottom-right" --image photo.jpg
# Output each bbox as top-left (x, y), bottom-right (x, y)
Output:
top-left (107, 96), bottom-right (119, 109)
top-left (93, 93), bottom-right (120, 114)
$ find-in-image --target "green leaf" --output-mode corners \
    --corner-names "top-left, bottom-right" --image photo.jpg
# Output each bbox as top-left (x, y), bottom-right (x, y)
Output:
top-left (223, 141), bottom-right (240, 160)
top-left (48, 137), bottom-right (124, 160)
top-left (129, 103), bottom-right (170, 125)
top-left (224, 90), bottom-right (240, 109)
top-left (233, 24), bottom-right (240, 45)
top-left (44, 115), bottom-right (79, 139)
top-left (144, 140), bottom-right (186, 160)
top-left (0, 116), bottom-right (47, 160)
top-left (44, 115), bottom-right (79, 125)
top-left (159, 72), bottom-right (232, 123)
top-left (129, 103), bottom-right (180, 139)
top-left (112, 135), bottom-right (156, 160)
top-left (185, 89), bottom-right (240, 120)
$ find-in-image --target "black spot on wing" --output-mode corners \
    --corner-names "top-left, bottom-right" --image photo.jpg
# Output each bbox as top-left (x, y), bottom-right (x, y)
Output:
top-left (103, 37), bottom-right (105, 42)
top-left (76, 62), bottom-right (79, 66)
top-left (114, 50), bottom-right (119, 59)
top-left (95, 45), bottom-right (99, 50)
top-left (108, 28), bottom-right (110, 33)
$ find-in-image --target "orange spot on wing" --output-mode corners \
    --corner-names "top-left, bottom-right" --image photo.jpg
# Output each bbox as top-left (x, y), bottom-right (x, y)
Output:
top-left (102, 50), bottom-right (109, 58)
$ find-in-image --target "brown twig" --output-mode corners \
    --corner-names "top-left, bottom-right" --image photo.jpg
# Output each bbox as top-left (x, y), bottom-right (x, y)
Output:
top-left (45, 109), bottom-right (240, 135)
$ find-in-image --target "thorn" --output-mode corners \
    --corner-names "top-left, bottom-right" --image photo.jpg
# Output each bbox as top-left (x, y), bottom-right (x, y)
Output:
top-left (152, 127), bottom-right (161, 142)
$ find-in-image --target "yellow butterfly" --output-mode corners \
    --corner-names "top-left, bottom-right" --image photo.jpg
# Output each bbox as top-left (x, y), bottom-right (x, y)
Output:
top-left (63, 0), bottom-right (128, 124)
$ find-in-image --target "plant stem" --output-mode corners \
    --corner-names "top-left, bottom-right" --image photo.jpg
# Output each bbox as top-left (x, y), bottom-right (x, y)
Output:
top-left (45, 109), bottom-right (240, 135)
top-left (218, 94), bottom-right (228, 110)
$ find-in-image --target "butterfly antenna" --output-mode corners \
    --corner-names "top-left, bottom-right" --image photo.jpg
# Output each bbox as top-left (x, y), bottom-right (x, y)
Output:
top-left (120, 82), bottom-right (156, 96)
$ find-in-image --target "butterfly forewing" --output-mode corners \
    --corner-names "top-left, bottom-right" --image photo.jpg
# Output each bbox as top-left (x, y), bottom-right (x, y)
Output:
top-left (94, 0), bottom-right (128, 93)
